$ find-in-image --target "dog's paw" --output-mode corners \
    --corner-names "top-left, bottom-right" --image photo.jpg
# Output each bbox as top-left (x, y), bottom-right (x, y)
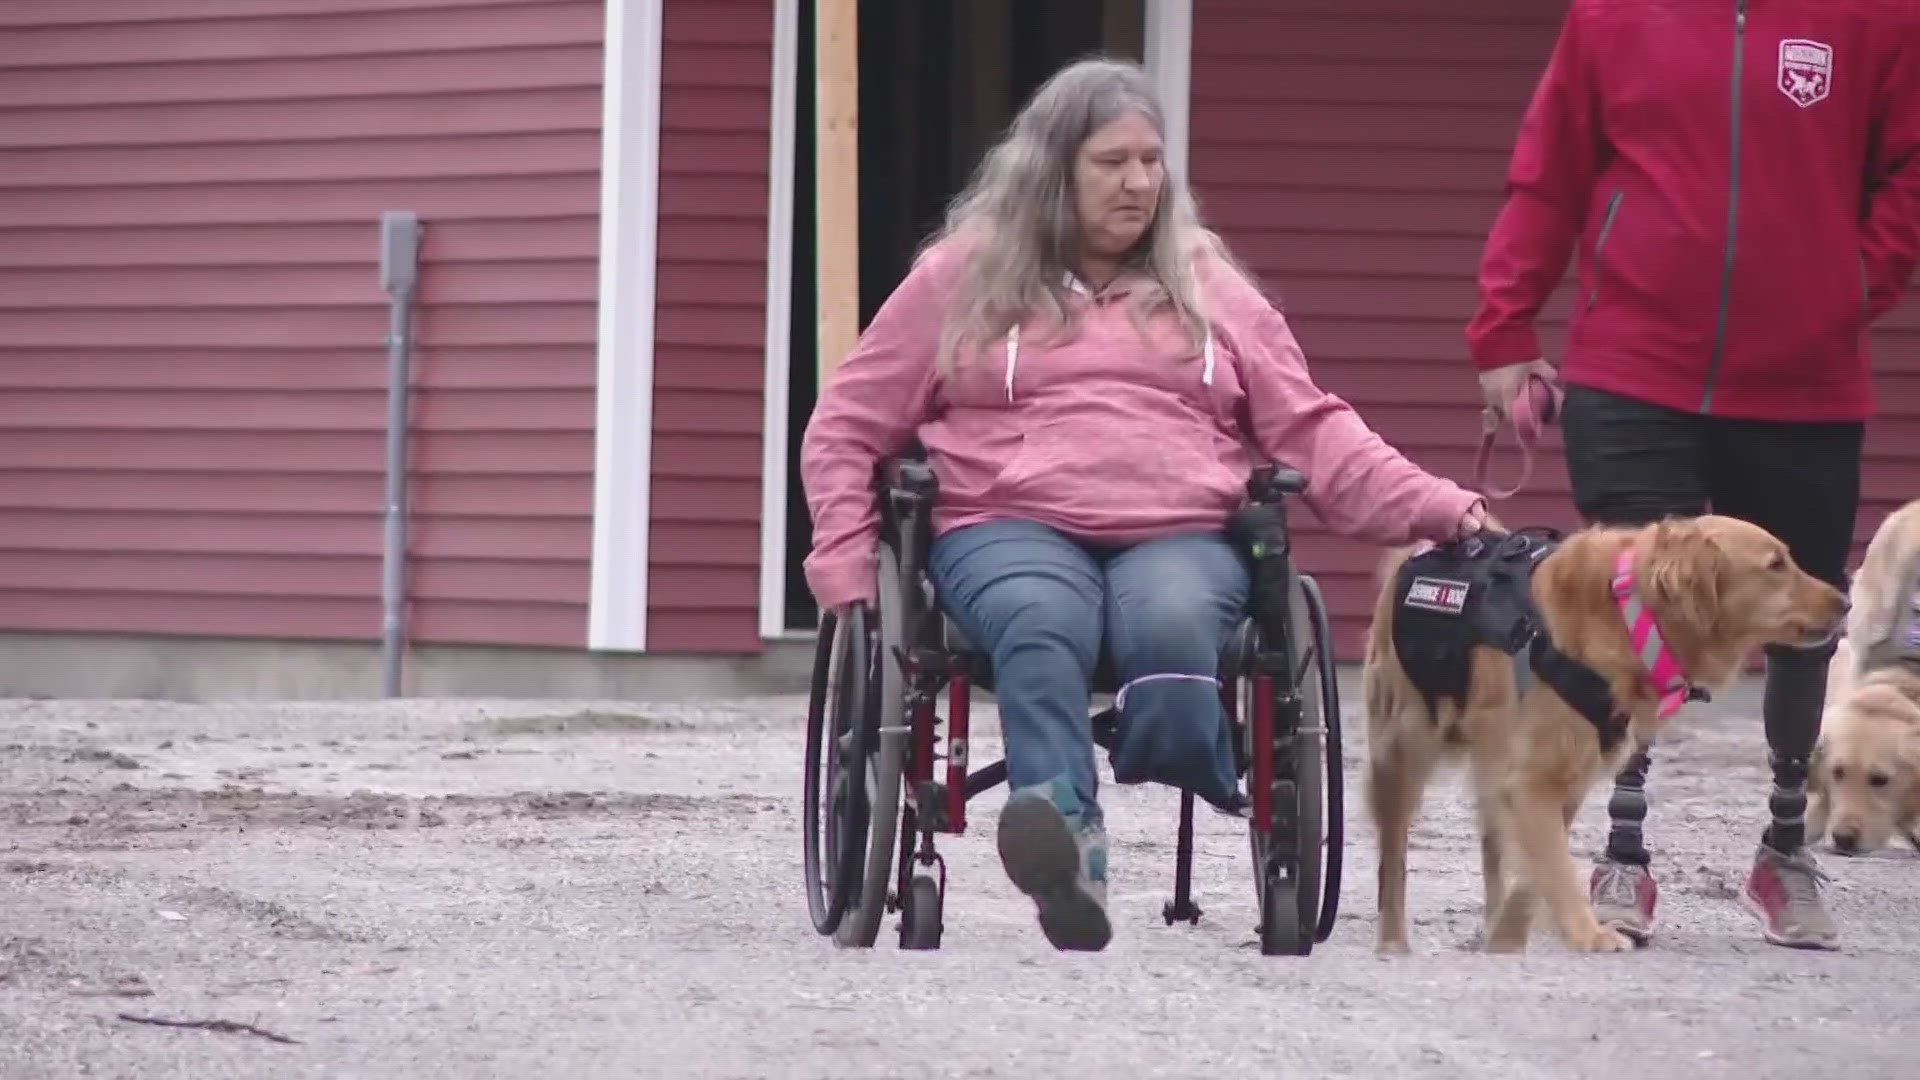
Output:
top-left (1570, 924), bottom-right (1634, 954)
top-left (1483, 932), bottom-right (1527, 954)
top-left (1374, 936), bottom-right (1412, 956)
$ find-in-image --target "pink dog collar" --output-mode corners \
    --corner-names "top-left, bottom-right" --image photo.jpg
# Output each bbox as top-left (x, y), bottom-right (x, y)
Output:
top-left (1473, 372), bottom-right (1564, 501)
top-left (1611, 548), bottom-right (1707, 719)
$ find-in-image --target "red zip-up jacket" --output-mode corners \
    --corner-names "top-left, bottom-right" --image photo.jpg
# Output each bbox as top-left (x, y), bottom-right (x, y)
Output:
top-left (1467, 0), bottom-right (1920, 421)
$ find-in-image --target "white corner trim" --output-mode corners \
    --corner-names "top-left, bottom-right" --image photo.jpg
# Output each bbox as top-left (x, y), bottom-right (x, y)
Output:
top-left (588, 0), bottom-right (665, 652)
top-left (759, 0), bottom-right (800, 639)
top-left (1143, 0), bottom-right (1193, 185)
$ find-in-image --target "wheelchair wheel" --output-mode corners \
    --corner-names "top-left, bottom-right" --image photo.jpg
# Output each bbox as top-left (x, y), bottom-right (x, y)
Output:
top-left (803, 605), bottom-right (870, 936)
top-left (1245, 570), bottom-right (1343, 956)
top-left (898, 873), bottom-right (943, 950)
top-left (830, 542), bottom-right (909, 949)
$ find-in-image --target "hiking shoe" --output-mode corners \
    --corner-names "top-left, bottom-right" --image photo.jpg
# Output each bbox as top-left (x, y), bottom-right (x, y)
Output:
top-left (997, 780), bottom-right (1111, 952)
top-left (1589, 858), bottom-right (1657, 943)
top-left (1743, 843), bottom-right (1839, 950)
top-left (1208, 788), bottom-right (1251, 819)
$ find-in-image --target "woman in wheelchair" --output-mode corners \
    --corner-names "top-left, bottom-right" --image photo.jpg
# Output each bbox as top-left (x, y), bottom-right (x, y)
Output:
top-left (800, 57), bottom-right (1488, 952)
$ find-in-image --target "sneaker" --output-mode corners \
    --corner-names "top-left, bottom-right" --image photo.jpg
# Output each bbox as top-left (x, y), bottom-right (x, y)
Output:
top-left (1743, 842), bottom-right (1838, 950)
top-left (1208, 788), bottom-right (1251, 819)
top-left (997, 780), bottom-right (1112, 951)
top-left (1589, 858), bottom-right (1657, 943)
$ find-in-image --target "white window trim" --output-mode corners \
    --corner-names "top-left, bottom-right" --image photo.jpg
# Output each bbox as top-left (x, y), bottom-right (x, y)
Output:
top-left (1144, 0), bottom-right (1193, 184)
top-left (759, 0), bottom-right (800, 639)
top-left (588, 0), bottom-right (665, 652)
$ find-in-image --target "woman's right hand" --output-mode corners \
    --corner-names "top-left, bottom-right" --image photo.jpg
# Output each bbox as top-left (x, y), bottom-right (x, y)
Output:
top-left (1478, 358), bottom-right (1558, 432)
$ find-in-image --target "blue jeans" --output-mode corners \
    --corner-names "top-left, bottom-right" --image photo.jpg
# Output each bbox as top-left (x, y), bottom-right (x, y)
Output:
top-left (928, 518), bottom-right (1249, 818)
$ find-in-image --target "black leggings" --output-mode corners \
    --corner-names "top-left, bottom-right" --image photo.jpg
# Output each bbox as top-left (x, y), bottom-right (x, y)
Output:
top-left (1559, 384), bottom-right (1862, 859)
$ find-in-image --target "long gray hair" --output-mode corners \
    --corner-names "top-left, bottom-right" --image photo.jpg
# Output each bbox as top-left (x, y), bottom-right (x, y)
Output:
top-left (925, 56), bottom-right (1249, 373)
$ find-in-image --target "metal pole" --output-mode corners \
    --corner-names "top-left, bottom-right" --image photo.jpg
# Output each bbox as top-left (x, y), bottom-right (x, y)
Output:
top-left (378, 211), bottom-right (422, 698)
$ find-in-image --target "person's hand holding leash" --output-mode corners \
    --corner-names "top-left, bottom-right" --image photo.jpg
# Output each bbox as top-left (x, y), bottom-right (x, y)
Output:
top-left (1472, 359), bottom-right (1565, 501)
top-left (1478, 357), bottom-right (1558, 433)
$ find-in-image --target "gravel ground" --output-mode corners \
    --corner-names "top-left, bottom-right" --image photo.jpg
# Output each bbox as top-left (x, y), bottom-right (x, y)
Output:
top-left (2, 680), bottom-right (1915, 1080)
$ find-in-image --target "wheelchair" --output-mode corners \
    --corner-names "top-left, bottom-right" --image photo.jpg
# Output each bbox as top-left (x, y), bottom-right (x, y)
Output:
top-left (802, 452), bottom-right (1345, 956)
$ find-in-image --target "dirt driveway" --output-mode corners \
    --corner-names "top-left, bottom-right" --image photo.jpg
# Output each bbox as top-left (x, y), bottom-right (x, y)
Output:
top-left (2, 685), bottom-right (1914, 1079)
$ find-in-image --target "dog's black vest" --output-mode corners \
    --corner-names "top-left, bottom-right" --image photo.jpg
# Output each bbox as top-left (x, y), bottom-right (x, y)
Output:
top-left (1389, 529), bottom-right (1631, 752)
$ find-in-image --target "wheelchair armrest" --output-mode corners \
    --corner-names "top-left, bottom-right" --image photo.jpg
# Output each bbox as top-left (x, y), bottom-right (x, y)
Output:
top-left (882, 456), bottom-right (939, 500)
top-left (875, 454), bottom-right (939, 571)
top-left (1247, 464), bottom-right (1308, 504)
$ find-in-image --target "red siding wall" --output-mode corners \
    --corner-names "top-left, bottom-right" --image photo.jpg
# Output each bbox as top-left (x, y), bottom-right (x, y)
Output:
top-left (1191, 0), bottom-right (1920, 659)
top-left (0, 0), bottom-right (603, 648)
top-left (648, 0), bottom-right (773, 653)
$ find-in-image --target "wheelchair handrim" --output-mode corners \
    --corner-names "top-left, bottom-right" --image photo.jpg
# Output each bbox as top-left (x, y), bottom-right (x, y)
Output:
top-left (1301, 572), bottom-right (1344, 943)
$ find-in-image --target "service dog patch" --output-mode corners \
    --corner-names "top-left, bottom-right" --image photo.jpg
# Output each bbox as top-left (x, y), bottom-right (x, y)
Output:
top-left (1404, 576), bottom-right (1470, 616)
top-left (1778, 39), bottom-right (1833, 108)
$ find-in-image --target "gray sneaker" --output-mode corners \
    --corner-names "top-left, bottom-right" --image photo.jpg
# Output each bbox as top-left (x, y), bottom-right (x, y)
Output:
top-left (1743, 842), bottom-right (1838, 950)
top-left (1589, 858), bottom-right (1658, 943)
top-left (997, 779), bottom-right (1111, 951)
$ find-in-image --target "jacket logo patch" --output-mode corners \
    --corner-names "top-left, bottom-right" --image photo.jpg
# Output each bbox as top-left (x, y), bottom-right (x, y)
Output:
top-left (1404, 576), bottom-right (1470, 615)
top-left (1778, 39), bottom-right (1832, 108)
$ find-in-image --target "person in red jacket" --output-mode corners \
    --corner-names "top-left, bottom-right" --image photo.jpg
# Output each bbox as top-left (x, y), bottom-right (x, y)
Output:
top-left (1468, 0), bottom-right (1919, 951)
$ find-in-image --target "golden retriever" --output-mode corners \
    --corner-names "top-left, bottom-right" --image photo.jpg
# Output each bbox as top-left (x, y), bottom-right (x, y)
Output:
top-left (1363, 515), bottom-right (1848, 954)
top-left (1807, 497), bottom-right (1920, 856)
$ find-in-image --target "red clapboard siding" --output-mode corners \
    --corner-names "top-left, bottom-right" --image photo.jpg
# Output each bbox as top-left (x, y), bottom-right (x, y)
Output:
top-left (646, 0), bottom-right (773, 654)
top-left (0, 0), bottom-right (602, 649)
top-left (1191, 0), bottom-right (1920, 661)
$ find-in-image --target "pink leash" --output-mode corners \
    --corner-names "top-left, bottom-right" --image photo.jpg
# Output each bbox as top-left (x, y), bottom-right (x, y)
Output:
top-left (1473, 372), bottom-right (1565, 501)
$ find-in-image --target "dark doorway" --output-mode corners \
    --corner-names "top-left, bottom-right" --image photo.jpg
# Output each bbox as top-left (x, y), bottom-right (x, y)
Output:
top-left (783, 0), bottom-right (1146, 630)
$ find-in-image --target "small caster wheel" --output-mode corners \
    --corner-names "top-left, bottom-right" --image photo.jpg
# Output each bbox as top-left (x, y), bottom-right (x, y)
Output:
top-left (898, 874), bottom-right (943, 950)
top-left (1259, 861), bottom-right (1308, 956)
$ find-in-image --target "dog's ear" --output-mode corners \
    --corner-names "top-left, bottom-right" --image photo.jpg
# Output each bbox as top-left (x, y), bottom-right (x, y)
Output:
top-left (1896, 726), bottom-right (1920, 780)
top-left (1897, 731), bottom-right (1920, 826)
top-left (1636, 519), bottom-right (1723, 638)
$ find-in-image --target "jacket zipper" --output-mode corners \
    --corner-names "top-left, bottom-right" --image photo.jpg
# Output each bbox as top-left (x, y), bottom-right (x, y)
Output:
top-left (1586, 190), bottom-right (1625, 309)
top-left (1699, 0), bottom-right (1747, 414)
top-left (1860, 249), bottom-right (1871, 317)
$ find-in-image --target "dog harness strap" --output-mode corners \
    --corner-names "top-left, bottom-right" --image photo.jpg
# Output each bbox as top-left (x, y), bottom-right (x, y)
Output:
top-left (1527, 635), bottom-right (1630, 752)
top-left (1610, 548), bottom-right (1706, 719)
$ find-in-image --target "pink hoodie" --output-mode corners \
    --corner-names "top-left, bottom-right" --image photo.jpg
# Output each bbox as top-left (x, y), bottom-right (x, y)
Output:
top-left (799, 238), bottom-right (1483, 611)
